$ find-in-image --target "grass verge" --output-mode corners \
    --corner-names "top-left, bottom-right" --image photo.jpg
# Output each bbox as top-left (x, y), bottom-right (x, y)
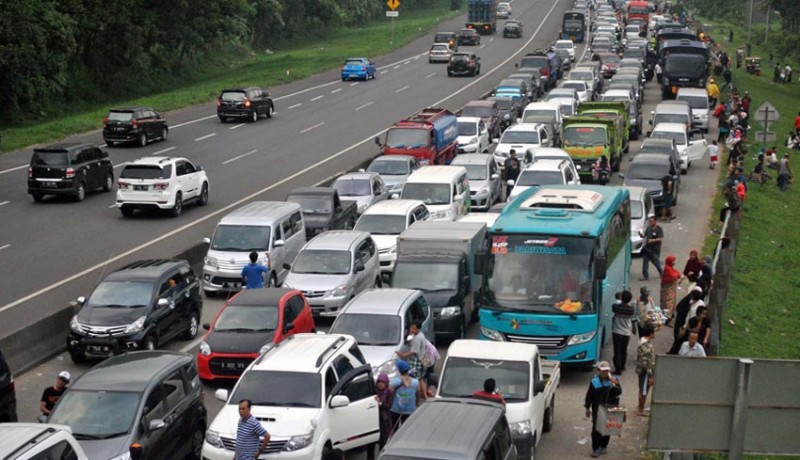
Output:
top-left (0, 2), bottom-right (462, 153)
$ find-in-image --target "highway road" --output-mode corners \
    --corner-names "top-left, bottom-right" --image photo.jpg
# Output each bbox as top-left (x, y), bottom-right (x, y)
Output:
top-left (4, 0), bottom-right (721, 458)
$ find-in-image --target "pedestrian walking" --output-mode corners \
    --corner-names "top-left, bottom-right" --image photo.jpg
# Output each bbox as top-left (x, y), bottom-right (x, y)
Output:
top-left (679, 331), bottom-right (707, 357)
top-left (235, 400), bottom-right (270, 460)
top-left (504, 158), bottom-right (521, 199)
top-left (698, 256), bottom-right (713, 291)
top-left (660, 255), bottom-right (682, 322)
top-left (667, 288), bottom-right (698, 354)
top-left (472, 378), bottom-right (507, 406)
top-left (655, 63), bottom-right (663, 84)
top-left (709, 140), bottom-right (720, 169)
top-left (636, 324), bottom-right (656, 416)
top-left (640, 216), bottom-right (663, 281)
top-left (375, 373), bottom-right (395, 450)
top-left (682, 249), bottom-right (703, 285)
top-left (660, 173), bottom-right (676, 220)
top-left (241, 251), bottom-right (271, 289)
top-left (778, 153), bottom-right (793, 192)
top-left (395, 322), bottom-right (428, 387)
top-left (611, 291), bottom-right (635, 374)
top-left (584, 361), bottom-right (622, 458)
top-left (684, 289), bottom-right (706, 329)
top-left (707, 78), bottom-right (720, 107)
top-left (40, 371), bottom-right (70, 417)
top-left (390, 360), bottom-right (424, 428)
top-left (774, 63), bottom-right (782, 83)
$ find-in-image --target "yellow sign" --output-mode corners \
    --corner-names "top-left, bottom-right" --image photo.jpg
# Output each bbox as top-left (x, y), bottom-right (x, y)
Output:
top-left (387, 0), bottom-right (399, 11)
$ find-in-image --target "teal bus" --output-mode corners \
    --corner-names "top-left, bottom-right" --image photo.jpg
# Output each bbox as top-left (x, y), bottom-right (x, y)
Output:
top-left (477, 185), bottom-right (630, 366)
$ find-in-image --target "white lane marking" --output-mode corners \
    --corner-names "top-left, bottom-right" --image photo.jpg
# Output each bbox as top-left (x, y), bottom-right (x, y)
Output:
top-left (311, 95), bottom-right (324, 101)
top-left (108, 204), bottom-right (117, 209)
top-left (393, 65), bottom-right (401, 69)
top-left (229, 123), bottom-right (246, 130)
top-left (380, 70), bottom-right (389, 75)
top-left (395, 85), bottom-right (409, 93)
top-left (0, 165), bottom-right (27, 175)
top-left (425, 72), bottom-right (436, 79)
top-left (172, 115), bottom-right (218, 129)
top-left (0, 4), bottom-right (562, 316)
top-left (151, 146), bottom-right (176, 155)
top-left (0, 201), bottom-right (9, 207)
top-left (331, 88), bottom-right (342, 94)
top-left (222, 149), bottom-right (258, 165)
top-left (0, 244), bottom-right (10, 251)
top-left (489, 37), bottom-right (495, 42)
top-left (300, 122), bottom-right (325, 134)
top-left (194, 133), bottom-right (217, 142)
top-left (403, 61), bottom-right (411, 65)
top-left (112, 162), bottom-right (129, 170)
top-left (181, 337), bottom-right (203, 353)
top-left (355, 102), bottom-right (374, 111)
top-left (349, 82), bottom-right (359, 87)
top-left (479, 44), bottom-right (486, 49)
top-left (288, 103), bottom-right (302, 109)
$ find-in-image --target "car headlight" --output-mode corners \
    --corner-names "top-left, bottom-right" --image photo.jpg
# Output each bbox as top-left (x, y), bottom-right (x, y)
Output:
top-left (205, 429), bottom-right (225, 449)
top-left (478, 185), bottom-right (490, 195)
top-left (330, 285), bottom-right (349, 297)
top-left (109, 454), bottom-right (131, 460)
top-left (510, 420), bottom-right (532, 435)
top-left (70, 315), bottom-right (82, 333)
top-left (204, 256), bottom-right (219, 270)
top-left (568, 330), bottom-right (597, 346)
top-left (124, 316), bottom-right (146, 334)
top-left (388, 245), bottom-right (397, 254)
top-left (200, 341), bottom-right (211, 356)
top-left (481, 326), bottom-right (506, 341)
top-left (440, 306), bottom-right (461, 317)
top-left (283, 431), bottom-right (315, 452)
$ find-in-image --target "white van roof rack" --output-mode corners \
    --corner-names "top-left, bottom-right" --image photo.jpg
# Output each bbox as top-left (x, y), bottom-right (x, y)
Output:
top-left (520, 188), bottom-right (603, 212)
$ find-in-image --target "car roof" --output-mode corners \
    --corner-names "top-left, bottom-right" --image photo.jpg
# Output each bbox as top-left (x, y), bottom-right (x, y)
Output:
top-left (221, 87), bottom-right (261, 92)
top-left (371, 154), bottom-right (415, 163)
top-left (303, 230), bottom-right (369, 251)
top-left (623, 185), bottom-right (649, 201)
top-left (336, 172), bottom-right (376, 181)
top-left (70, 351), bottom-right (191, 392)
top-left (0, 424), bottom-right (76, 459)
top-left (406, 165), bottom-right (467, 183)
top-left (451, 153), bottom-right (493, 166)
top-left (523, 159), bottom-right (567, 171)
top-left (505, 122), bottom-right (545, 132)
top-left (341, 288), bottom-right (419, 316)
top-left (105, 259), bottom-right (187, 282)
top-left (447, 339), bottom-right (538, 361)
top-left (34, 142), bottom-right (96, 153)
top-left (289, 187), bottom-right (336, 197)
top-left (252, 333), bottom-right (356, 372)
top-left (361, 199), bottom-right (424, 216)
top-left (228, 288), bottom-right (294, 307)
top-left (463, 100), bottom-right (495, 108)
top-left (641, 138), bottom-right (675, 148)
top-left (345, 57), bottom-right (368, 61)
top-left (456, 116), bottom-right (482, 124)
top-left (653, 122), bottom-right (688, 132)
top-left (218, 201), bottom-right (301, 226)
top-left (524, 101), bottom-right (560, 110)
top-left (108, 107), bottom-right (154, 112)
top-left (676, 88), bottom-right (708, 97)
top-left (451, 52), bottom-right (475, 57)
top-left (126, 156), bottom-right (179, 166)
top-left (561, 80), bottom-right (587, 87)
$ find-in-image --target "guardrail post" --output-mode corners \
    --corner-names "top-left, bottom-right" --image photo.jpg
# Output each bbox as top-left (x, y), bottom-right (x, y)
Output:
top-left (729, 358), bottom-right (753, 460)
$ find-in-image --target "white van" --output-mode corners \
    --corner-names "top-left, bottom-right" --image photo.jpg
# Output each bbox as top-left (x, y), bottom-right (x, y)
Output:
top-left (202, 201), bottom-right (306, 293)
top-left (399, 166), bottom-right (470, 221)
top-left (624, 185), bottom-right (656, 254)
top-left (676, 87), bottom-right (711, 133)
top-left (521, 101), bottom-right (563, 146)
top-left (355, 199), bottom-right (430, 275)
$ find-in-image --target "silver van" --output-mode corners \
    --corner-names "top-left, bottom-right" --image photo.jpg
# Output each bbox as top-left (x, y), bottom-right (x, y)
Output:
top-left (676, 87), bottom-right (711, 133)
top-left (202, 201), bottom-right (306, 294)
top-left (451, 154), bottom-right (502, 211)
top-left (649, 101), bottom-right (693, 133)
top-left (282, 231), bottom-right (380, 317)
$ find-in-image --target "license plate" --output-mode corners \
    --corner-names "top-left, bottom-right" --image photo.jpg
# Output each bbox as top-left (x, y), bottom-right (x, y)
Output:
top-left (114, 127), bottom-right (125, 131)
top-left (40, 182), bottom-right (56, 188)
top-left (223, 282), bottom-right (241, 289)
top-left (133, 185), bottom-right (148, 191)
top-left (88, 345), bottom-right (110, 353)
top-left (223, 362), bottom-right (247, 370)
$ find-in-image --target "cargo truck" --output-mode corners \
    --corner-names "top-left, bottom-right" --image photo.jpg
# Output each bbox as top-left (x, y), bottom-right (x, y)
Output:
top-left (467, 0), bottom-right (498, 34)
top-left (376, 108), bottom-right (458, 166)
top-left (561, 116), bottom-right (623, 177)
top-left (391, 221), bottom-right (487, 342)
top-left (578, 101), bottom-right (631, 151)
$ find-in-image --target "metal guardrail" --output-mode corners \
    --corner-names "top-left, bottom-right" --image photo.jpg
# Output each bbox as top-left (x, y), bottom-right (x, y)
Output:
top-left (706, 207), bottom-right (740, 355)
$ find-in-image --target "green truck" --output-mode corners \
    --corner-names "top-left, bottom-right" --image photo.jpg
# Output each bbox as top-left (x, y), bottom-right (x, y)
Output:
top-left (577, 101), bottom-right (630, 154)
top-left (561, 116), bottom-right (624, 177)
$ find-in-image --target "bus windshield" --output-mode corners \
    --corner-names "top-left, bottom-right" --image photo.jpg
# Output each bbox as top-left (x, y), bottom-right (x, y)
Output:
top-left (484, 234), bottom-right (596, 314)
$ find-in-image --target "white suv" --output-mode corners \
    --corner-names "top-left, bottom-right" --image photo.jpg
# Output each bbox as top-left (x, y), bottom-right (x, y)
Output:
top-left (508, 158), bottom-right (580, 200)
top-left (116, 156), bottom-right (209, 217)
top-left (202, 334), bottom-right (378, 459)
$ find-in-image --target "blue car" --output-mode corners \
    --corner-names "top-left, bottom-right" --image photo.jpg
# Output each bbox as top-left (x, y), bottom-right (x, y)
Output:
top-left (341, 57), bottom-right (376, 81)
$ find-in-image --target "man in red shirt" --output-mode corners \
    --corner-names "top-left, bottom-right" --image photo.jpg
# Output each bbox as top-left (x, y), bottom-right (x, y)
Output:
top-left (794, 112), bottom-right (800, 135)
top-left (472, 378), bottom-right (506, 406)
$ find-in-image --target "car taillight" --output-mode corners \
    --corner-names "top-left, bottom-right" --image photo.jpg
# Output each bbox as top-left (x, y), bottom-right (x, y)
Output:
top-left (484, 25), bottom-right (490, 31)
top-left (244, 98), bottom-right (251, 108)
top-left (66, 168), bottom-right (76, 178)
top-left (154, 182), bottom-right (169, 191)
top-left (28, 167), bottom-right (32, 178)
top-left (118, 181), bottom-right (128, 189)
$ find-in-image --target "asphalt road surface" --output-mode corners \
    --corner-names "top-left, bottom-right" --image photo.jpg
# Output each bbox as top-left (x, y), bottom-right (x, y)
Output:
top-left (6, 0), bottom-right (720, 458)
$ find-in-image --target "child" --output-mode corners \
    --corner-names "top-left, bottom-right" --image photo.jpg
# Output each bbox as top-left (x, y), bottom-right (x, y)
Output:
top-left (708, 140), bottom-right (719, 169)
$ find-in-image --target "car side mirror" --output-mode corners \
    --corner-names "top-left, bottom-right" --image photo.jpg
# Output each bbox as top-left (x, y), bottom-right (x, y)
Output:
top-left (534, 380), bottom-right (546, 395)
top-left (273, 239), bottom-right (285, 248)
top-left (374, 136), bottom-right (381, 146)
top-left (157, 298), bottom-right (169, 309)
top-left (149, 419), bottom-right (167, 432)
top-left (76, 296), bottom-right (86, 305)
top-left (214, 389), bottom-right (229, 402)
top-left (330, 395), bottom-right (351, 408)
top-left (358, 168), bottom-right (365, 172)
top-left (618, 173), bottom-right (625, 179)
top-left (202, 237), bottom-right (211, 245)
top-left (283, 263), bottom-right (291, 271)
top-left (355, 261), bottom-right (366, 272)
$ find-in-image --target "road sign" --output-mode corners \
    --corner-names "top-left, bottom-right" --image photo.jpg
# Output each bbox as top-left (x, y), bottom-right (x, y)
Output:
top-left (755, 101), bottom-right (780, 126)
top-left (386, 10), bottom-right (399, 17)
top-left (387, 0), bottom-right (399, 11)
top-left (755, 131), bottom-right (776, 143)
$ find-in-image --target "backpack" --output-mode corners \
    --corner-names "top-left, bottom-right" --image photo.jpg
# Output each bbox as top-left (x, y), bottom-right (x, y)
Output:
top-left (421, 339), bottom-right (440, 368)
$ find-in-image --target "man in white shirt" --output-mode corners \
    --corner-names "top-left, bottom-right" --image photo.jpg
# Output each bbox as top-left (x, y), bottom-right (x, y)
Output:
top-left (679, 331), bottom-right (707, 357)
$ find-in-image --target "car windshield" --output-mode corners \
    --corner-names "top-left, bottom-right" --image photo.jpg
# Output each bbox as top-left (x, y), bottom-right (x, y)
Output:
top-left (491, 99), bottom-right (513, 110)
top-left (31, 151), bottom-right (68, 168)
top-left (401, 183), bottom-right (451, 205)
top-left (393, 262), bottom-right (458, 291)
top-left (385, 128), bottom-right (428, 149)
top-left (230, 371), bottom-right (320, 408)
top-left (440, 357), bottom-right (530, 401)
top-left (331, 313), bottom-right (402, 346)
top-left (367, 158), bottom-right (410, 176)
top-left (564, 126), bottom-right (606, 146)
top-left (501, 130), bottom-right (540, 144)
top-left (522, 110), bottom-right (556, 124)
top-left (631, 200), bottom-right (644, 219)
top-left (292, 250), bottom-right (351, 275)
top-left (602, 95), bottom-right (629, 102)
top-left (627, 162), bottom-right (667, 180)
top-left (555, 42), bottom-right (572, 49)
top-left (651, 130), bottom-right (686, 146)
top-left (211, 225), bottom-right (270, 252)
top-left (214, 305), bottom-right (278, 332)
top-left (462, 164), bottom-right (488, 181)
top-left (665, 56), bottom-right (706, 75)
top-left (287, 195), bottom-right (333, 214)
top-left (451, 54), bottom-right (471, 62)
top-left (461, 106), bottom-right (492, 118)
top-left (220, 92), bottom-right (246, 101)
top-left (87, 281), bottom-right (152, 308)
top-left (107, 112), bottom-right (133, 122)
top-left (562, 82), bottom-right (585, 91)
top-left (434, 33), bottom-right (452, 42)
top-left (333, 179), bottom-right (371, 197)
top-left (49, 390), bottom-right (140, 439)
top-left (517, 170), bottom-right (564, 186)
top-left (120, 165), bottom-right (170, 179)
top-left (654, 114), bottom-right (689, 126)
top-left (603, 55), bottom-right (621, 64)
top-left (520, 57), bottom-right (547, 69)
top-left (355, 215), bottom-right (407, 235)
top-left (344, 59), bottom-right (363, 66)
top-left (678, 96), bottom-right (708, 110)
top-left (458, 121), bottom-right (478, 136)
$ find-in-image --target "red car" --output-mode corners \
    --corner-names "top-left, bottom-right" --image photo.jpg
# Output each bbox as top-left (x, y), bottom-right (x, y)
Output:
top-left (198, 288), bottom-right (315, 381)
top-left (594, 53), bottom-right (621, 78)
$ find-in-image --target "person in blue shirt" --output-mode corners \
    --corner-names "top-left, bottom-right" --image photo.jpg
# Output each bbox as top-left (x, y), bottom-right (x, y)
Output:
top-left (389, 360), bottom-right (423, 428)
top-left (241, 251), bottom-right (270, 289)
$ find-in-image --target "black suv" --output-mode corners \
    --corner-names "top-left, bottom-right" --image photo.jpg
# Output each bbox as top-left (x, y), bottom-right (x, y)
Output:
top-left (67, 259), bottom-right (203, 363)
top-left (28, 142), bottom-right (114, 202)
top-left (457, 28), bottom-right (481, 46)
top-left (503, 20), bottom-right (524, 38)
top-left (48, 351), bottom-right (207, 460)
top-left (0, 346), bottom-right (17, 423)
top-left (447, 52), bottom-right (481, 77)
top-left (217, 87), bottom-right (274, 123)
top-left (103, 107), bottom-right (169, 147)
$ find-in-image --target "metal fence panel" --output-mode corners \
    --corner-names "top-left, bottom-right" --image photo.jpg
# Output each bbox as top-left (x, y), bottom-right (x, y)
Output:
top-left (743, 360), bottom-right (800, 455)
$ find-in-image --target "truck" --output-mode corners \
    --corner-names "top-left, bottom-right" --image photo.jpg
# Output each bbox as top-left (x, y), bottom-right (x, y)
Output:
top-left (467, 0), bottom-right (498, 34)
top-left (561, 116), bottom-right (623, 178)
top-left (659, 39), bottom-right (710, 99)
top-left (578, 101), bottom-right (632, 150)
top-left (391, 221), bottom-right (486, 341)
top-left (375, 107), bottom-right (459, 166)
top-left (626, 0), bottom-right (650, 24)
top-left (437, 340), bottom-right (560, 460)
top-left (285, 187), bottom-right (358, 239)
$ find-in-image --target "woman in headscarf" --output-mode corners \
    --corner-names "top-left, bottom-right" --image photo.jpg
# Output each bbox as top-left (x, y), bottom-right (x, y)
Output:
top-left (682, 249), bottom-right (704, 284)
top-left (660, 255), bottom-right (682, 324)
top-left (698, 256), bottom-right (713, 292)
top-left (376, 373), bottom-right (395, 449)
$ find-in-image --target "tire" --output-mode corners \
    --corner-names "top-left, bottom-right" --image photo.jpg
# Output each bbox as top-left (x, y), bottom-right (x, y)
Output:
top-left (120, 205), bottom-right (135, 217)
top-left (139, 132), bottom-right (147, 147)
top-left (543, 399), bottom-right (555, 432)
top-left (183, 312), bottom-right (200, 340)
top-left (374, 277), bottom-right (382, 288)
top-left (69, 349), bottom-right (86, 364)
top-left (268, 273), bottom-right (278, 288)
top-left (266, 104), bottom-right (274, 118)
top-left (189, 424), bottom-right (204, 460)
top-left (106, 140), bottom-right (115, 147)
top-left (102, 173), bottom-right (114, 192)
top-left (198, 182), bottom-right (209, 206)
top-left (170, 192), bottom-right (183, 217)
top-left (74, 182), bottom-right (86, 202)
top-left (322, 443), bottom-right (332, 458)
top-left (204, 289), bottom-right (216, 298)
top-left (457, 315), bottom-right (466, 340)
top-left (143, 335), bottom-right (157, 351)
top-left (161, 127), bottom-right (168, 142)
top-left (250, 110), bottom-right (258, 123)
top-left (218, 116), bottom-right (227, 123)
top-left (31, 193), bottom-right (44, 202)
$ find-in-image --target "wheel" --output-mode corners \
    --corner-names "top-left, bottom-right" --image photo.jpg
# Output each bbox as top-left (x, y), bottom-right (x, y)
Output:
top-left (106, 140), bottom-right (115, 147)
top-left (322, 443), bottom-right (332, 458)
top-left (102, 173), bottom-right (114, 192)
top-left (457, 315), bottom-right (466, 340)
top-left (198, 182), bottom-right (209, 206)
top-left (120, 205), bottom-right (135, 217)
top-left (143, 335), bottom-right (157, 351)
top-left (204, 289), bottom-right (216, 298)
top-left (266, 104), bottom-right (274, 118)
top-left (681, 168), bottom-right (688, 175)
top-left (268, 273), bottom-right (278, 288)
top-left (139, 132), bottom-right (147, 147)
top-left (189, 425), bottom-right (204, 460)
top-left (183, 312), bottom-right (200, 340)
top-left (543, 400), bottom-right (555, 432)
top-left (170, 192), bottom-right (183, 217)
top-left (161, 127), bottom-right (168, 142)
top-left (218, 116), bottom-right (227, 123)
top-left (250, 110), bottom-right (258, 122)
top-left (476, 65), bottom-right (481, 75)
top-left (374, 277), bottom-right (382, 288)
top-left (31, 193), bottom-right (44, 202)
top-left (447, 71), bottom-right (453, 77)
top-left (69, 349), bottom-right (86, 364)
top-left (74, 182), bottom-right (86, 202)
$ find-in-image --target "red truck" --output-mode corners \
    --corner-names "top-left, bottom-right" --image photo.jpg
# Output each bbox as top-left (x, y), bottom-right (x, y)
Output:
top-left (627, 1), bottom-right (649, 24)
top-left (375, 108), bottom-right (459, 165)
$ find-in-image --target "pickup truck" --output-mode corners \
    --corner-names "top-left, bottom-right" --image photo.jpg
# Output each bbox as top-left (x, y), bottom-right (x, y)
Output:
top-left (0, 423), bottom-right (90, 460)
top-left (286, 187), bottom-right (358, 239)
top-left (437, 340), bottom-right (560, 460)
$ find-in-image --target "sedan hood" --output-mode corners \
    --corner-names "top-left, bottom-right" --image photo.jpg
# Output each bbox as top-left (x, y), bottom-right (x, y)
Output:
top-left (360, 344), bottom-right (402, 370)
top-left (211, 404), bottom-right (320, 439)
top-left (77, 436), bottom-right (129, 460)
top-left (206, 329), bottom-right (276, 354)
top-left (425, 290), bottom-right (459, 308)
top-left (283, 273), bottom-right (352, 293)
top-left (78, 306), bottom-right (147, 327)
top-left (623, 178), bottom-right (661, 195)
top-left (380, 175), bottom-right (408, 190)
top-left (457, 134), bottom-right (479, 145)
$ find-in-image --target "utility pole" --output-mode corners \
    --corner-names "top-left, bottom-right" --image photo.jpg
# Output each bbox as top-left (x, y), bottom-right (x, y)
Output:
top-left (765, 5), bottom-right (770, 43)
top-left (747, 0), bottom-right (754, 45)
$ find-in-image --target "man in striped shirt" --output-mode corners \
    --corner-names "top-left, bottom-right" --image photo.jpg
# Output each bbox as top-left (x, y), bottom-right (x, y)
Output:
top-left (236, 399), bottom-right (270, 460)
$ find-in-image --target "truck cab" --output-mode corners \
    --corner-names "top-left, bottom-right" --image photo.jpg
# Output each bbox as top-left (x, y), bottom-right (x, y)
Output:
top-left (561, 118), bottom-right (617, 176)
top-left (286, 187), bottom-right (358, 239)
top-left (376, 108), bottom-right (458, 166)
